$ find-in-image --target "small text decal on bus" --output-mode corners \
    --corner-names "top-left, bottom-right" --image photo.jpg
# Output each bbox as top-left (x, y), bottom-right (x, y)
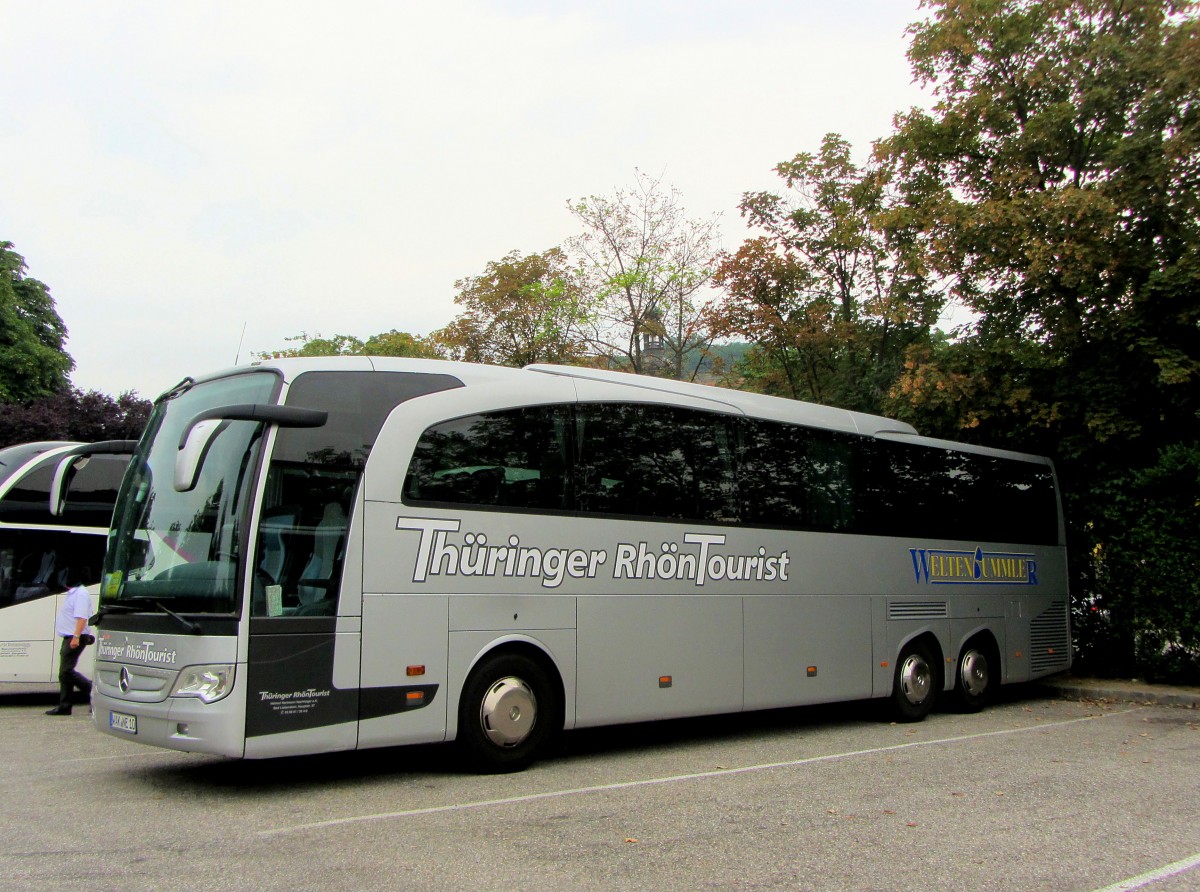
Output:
top-left (910, 547), bottom-right (1038, 585)
top-left (397, 518), bottom-right (790, 588)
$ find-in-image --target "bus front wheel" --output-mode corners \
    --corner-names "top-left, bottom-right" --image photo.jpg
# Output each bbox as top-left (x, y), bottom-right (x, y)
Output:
top-left (457, 651), bottom-right (561, 773)
top-left (890, 639), bottom-right (939, 722)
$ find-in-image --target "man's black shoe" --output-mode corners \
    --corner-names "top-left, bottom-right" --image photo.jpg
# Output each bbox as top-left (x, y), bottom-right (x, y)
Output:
top-left (45, 706), bottom-right (72, 716)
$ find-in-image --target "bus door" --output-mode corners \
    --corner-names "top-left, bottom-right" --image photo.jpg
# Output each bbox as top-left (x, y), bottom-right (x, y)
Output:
top-left (239, 369), bottom-right (466, 756)
top-left (243, 466), bottom-right (361, 757)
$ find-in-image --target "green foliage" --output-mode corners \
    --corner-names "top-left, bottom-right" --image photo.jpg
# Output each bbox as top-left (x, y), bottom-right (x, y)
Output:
top-left (708, 135), bottom-right (944, 414)
top-left (257, 330), bottom-right (443, 360)
top-left (884, 331), bottom-right (1065, 447)
top-left (362, 330), bottom-right (445, 358)
top-left (0, 388), bottom-right (151, 447)
top-left (698, 341), bottom-right (753, 383)
top-left (0, 242), bottom-right (73, 403)
top-left (1081, 444), bottom-right (1200, 681)
top-left (435, 249), bottom-right (594, 367)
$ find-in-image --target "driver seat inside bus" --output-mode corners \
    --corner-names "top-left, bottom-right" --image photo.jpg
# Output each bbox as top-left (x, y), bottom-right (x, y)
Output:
top-left (295, 500), bottom-right (346, 616)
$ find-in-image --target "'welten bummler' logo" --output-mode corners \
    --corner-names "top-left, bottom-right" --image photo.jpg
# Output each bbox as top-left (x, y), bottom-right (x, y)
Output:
top-left (910, 547), bottom-right (1039, 585)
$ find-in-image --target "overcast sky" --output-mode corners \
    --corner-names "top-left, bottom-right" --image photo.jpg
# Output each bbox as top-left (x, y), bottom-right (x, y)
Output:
top-left (1, 1), bottom-right (930, 399)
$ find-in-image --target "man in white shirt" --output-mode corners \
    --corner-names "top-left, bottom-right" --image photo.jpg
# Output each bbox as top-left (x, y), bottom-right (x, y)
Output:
top-left (46, 567), bottom-right (94, 716)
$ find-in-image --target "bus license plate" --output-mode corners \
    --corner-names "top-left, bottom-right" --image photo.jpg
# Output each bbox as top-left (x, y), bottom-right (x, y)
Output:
top-left (110, 711), bottom-right (137, 734)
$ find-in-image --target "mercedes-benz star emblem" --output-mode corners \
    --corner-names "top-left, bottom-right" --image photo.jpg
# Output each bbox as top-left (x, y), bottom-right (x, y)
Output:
top-left (119, 666), bottom-right (130, 694)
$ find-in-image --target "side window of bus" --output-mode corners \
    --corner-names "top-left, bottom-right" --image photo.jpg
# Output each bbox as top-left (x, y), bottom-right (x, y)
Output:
top-left (0, 529), bottom-right (106, 606)
top-left (253, 471), bottom-right (355, 618)
top-left (575, 403), bottom-right (737, 523)
top-left (862, 441), bottom-right (1059, 545)
top-left (981, 456), bottom-right (1058, 545)
top-left (404, 406), bottom-right (573, 511)
top-left (60, 454), bottom-right (127, 528)
top-left (737, 419), bottom-right (857, 532)
top-left (862, 440), bottom-right (984, 540)
top-left (0, 463), bottom-right (56, 525)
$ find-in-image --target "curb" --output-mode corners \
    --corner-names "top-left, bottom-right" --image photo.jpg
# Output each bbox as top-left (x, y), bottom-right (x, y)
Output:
top-left (1038, 679), bottom-right (1200, 709)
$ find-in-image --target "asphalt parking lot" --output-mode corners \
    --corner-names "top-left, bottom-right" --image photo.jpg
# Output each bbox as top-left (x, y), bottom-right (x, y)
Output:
top-left (2, 683), bottom-right (1197, 892)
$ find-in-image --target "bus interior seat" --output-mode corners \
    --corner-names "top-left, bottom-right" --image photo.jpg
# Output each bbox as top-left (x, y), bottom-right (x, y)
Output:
top-left (257, 507), bottom-right (297, 585)
top-left (296, 500), bottom-right (346, 609)
top-left (13, 550), bottom-right (56, 601)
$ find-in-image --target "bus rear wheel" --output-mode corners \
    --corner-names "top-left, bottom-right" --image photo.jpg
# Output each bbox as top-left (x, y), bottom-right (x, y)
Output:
top-left (889, 639), bottom-right (939, 722)
top-left (951, 643), bottom-right (996, 713)
top-left (457, 651), bottom-right (560, 773)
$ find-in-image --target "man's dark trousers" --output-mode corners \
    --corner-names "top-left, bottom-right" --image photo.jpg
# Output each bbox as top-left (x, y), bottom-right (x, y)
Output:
top-left (56, 638), bottom-right (91, 710)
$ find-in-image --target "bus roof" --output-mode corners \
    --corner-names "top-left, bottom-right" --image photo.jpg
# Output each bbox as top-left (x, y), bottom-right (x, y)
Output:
top-left (186, 357), bottom-right (1050, 463)
top-left (203, 357), bottom-right (916, 439)
top-left (526, 363), bottom-right (917, 438)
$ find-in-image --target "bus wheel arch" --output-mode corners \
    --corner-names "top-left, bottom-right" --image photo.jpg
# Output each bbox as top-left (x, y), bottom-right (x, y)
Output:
top-left (889, 633), bottom-right (943, 723)
top-left (951, 632), bottom-right (1000, 713)
top-left (456, 642), bottom-right (565, 773)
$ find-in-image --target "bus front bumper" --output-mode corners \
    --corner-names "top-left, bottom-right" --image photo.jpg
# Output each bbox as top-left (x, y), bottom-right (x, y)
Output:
top-left (93, 682), bottom-right (248, 758)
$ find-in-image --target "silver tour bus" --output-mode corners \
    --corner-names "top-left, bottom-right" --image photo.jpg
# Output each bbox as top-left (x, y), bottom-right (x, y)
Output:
top-left (88, 357), bottom-right (1069, 770)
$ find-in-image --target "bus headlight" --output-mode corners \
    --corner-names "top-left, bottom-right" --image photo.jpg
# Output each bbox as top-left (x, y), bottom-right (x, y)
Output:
top-left (171, 665), bottom-right (236, 703)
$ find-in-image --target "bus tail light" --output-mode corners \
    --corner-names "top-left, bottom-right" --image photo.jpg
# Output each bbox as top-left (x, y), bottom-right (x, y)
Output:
top-left (171, 665), bottom-right (236, 704)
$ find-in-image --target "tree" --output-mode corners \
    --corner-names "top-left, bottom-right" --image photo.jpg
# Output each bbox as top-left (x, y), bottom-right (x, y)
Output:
top-left (0, 388), bottom-right (151, 447)
top-left (567, 171), bottom-right (721, 379)
top-left (880, 0), bottom-right (1200, 678)
top-left (257, 330), bottom-right (444, 360)
top-left (362, 330), bottom-right (446, 358)
top-left (883, 0), bottom-right (1199, 449)
top-left (707, 135), bottom-right (944, 413)
top-left (0, 241), bottom-right (73, 403)
top-left (435, 248), bottom-right (594, 367)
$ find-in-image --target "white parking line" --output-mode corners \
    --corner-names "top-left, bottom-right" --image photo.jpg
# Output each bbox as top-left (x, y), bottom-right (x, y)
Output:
top-left (1090, 852), bottom-right (1200, 892)
top-left (259, 708), bottom-right (1138, 837)
top-left (61, 750), bottom-right (176, 764)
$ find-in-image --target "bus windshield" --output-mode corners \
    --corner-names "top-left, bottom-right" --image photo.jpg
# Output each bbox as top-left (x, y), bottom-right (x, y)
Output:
top-left (101, 372), bottom-right (280, 614)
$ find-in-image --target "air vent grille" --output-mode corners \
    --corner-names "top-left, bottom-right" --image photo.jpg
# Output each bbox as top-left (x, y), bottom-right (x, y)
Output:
top-left (889, 601), bottom-right (949, 621)
top-left (1030, 600), bottom-right (1071, 672)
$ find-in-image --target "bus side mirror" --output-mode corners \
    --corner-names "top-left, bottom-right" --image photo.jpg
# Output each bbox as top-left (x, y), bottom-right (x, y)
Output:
top-left (50, 456), bottom-right (87, 517)
top-left (49, 440), bottom-right (139, 517)
top-left (174, 404), bottom-right (328, 493)
top-left (175, 418), bottom-right (228, 493)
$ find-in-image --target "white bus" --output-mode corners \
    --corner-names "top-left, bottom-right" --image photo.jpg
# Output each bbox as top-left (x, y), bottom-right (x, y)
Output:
top-left (88, 358), bottom-right (1070, 770)
top-left (0, 441), bottom-right (132, 684)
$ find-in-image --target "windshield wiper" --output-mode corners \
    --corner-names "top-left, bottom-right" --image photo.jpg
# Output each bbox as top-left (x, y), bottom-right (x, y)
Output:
top-left (154, 600), bottom-right (203, 635)
top-left (91, 598), bottom-right (204, 634)
top-left (89, 603), bottom-right (139, 624)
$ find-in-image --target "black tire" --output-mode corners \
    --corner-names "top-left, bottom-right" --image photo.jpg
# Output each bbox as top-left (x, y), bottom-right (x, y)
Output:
top-left (889, 639), bottom-right (940, 722)
top-left (457, 651), bottom-right (561, 773)
top-left (951, 641), bottom-right (996, 713)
